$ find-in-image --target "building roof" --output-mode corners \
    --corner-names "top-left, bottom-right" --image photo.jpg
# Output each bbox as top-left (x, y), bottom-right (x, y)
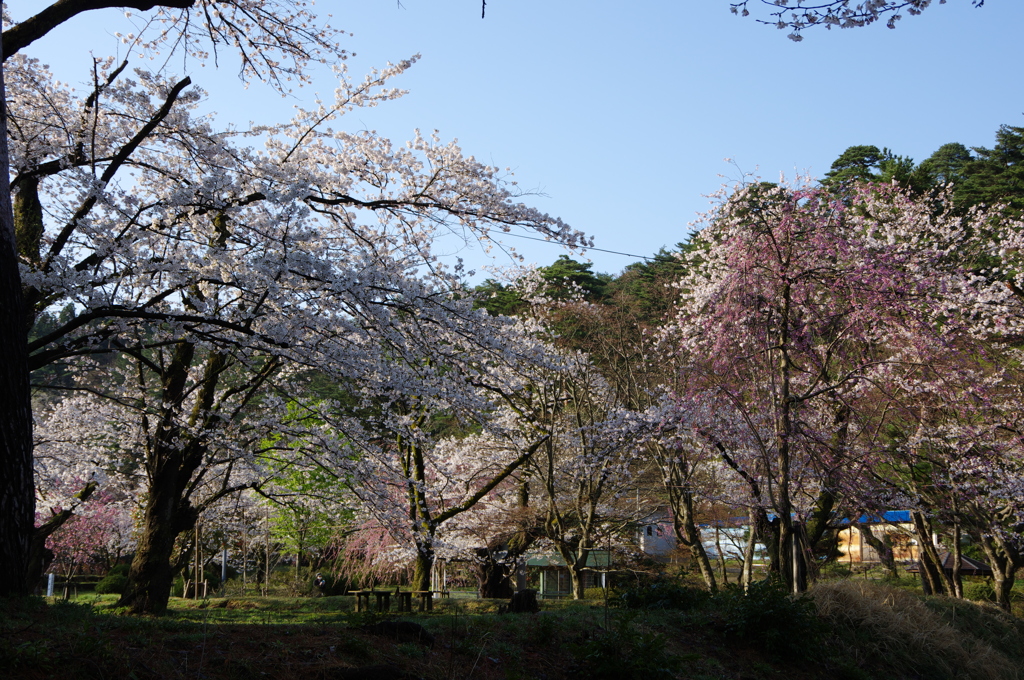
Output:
top-left (526, 550), bottom-right (611, 568)
top-left (906, 552), bottom-right (992, 577)
top-left (837, 511), bottom-right (912, 525)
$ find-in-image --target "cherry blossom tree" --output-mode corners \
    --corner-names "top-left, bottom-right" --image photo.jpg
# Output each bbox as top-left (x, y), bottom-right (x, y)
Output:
top-left (519, 355), bottom-right (648, 599)
top-left (286, 348), bottom-right (557, 594)
top-left (0, 0), bottom-right (590, 610)
top-left (657, 180), bottom-right (1009, 592)
top-left (0, 0), bottom-right (363, 598)
top-left (30, 394), bottom-right (141, 584)
top-left (46, 491), bottom-right (131, 589)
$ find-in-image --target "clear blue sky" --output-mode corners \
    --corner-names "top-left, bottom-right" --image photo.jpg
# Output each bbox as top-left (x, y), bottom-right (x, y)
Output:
top-left (13, 0), bottom-right (1024, 278)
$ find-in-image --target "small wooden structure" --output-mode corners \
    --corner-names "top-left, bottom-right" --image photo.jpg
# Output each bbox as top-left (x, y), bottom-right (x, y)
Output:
top-left (907, 552), bottom-right (992, 577)
top-left (526, 550), bottom-right (610, 598)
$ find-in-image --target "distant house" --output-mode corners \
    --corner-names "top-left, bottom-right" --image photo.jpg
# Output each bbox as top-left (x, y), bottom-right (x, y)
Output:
top-left (836, 511), bottom-right (919, 564)
top-left (637, 508), bottom-right (766, 563)
top-left (638, 508), bottom-right (676, 559)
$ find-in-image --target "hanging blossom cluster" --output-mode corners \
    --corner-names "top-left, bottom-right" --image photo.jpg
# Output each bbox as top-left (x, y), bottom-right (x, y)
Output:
top-left (729, 0), bottom-right (982, 41)
top-left (9, 50), bottom-right (588, 391)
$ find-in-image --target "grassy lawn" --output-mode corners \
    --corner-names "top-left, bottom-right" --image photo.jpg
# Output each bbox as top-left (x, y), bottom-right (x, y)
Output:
top-left (3, 580), bottom-right (1024, 680)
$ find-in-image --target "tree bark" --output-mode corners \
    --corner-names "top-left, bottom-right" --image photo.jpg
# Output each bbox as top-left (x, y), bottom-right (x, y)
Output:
top-left (853, 522), bottom-right (898, 578)
top-left (120, 479), bottom-right (194, 613)
top-left (950, 521), bottom-right (963, 599)
top-left (663, 454), bottom-right (717, 592)
top-left (117, 346), bottom-right (230, 613)
top-left (567, 551), bottom-right (587, 600)
top-left (714, 525), bottom-right (729, 586)
top-left (0, 29), bottom-right (36, 597)
top-left (977, 533), bottom-right (1019, 612)
top-left (740, 509), bottom-right (757, 591)
top-left (910, 510), bottom-right (951, 596)
top-left (473, 549), bottom-right (514, 599)
top-left (411, 541), bottom-right (433, 593)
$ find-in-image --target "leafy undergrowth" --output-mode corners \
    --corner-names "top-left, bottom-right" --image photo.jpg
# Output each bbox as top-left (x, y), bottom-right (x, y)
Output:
top-left (2, 582), bottom-right (1023, 680)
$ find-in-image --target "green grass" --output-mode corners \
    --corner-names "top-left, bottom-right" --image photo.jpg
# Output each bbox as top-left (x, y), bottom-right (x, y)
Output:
top-left (4, 579), bottom-right (1024, 680)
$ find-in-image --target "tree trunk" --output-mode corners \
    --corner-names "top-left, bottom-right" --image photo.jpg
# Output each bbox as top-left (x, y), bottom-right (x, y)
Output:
top-left (714, 525), bottom-right (729, 586)
top-left (0, 32), bottom-right (36, 597)
top-left (950, 522), bottom-right (963, 599)
top-left (978, 533), bottom-right (1019, 612)
top-left (670, 488), bottom-right (718, 592)
top-left (775, 281), bottom-right (799, 594)
top-left (758, 511), bottom-right (781, 578)
top-left (473, 549), bottom-right (513, 599)
top-left (853, 522), bottom-right (897, 579)
top-left (568, 559), bottom-right (586, 600)
top-left (412, 540), bottom-right (433, 593)
top-left (119, 473), bottom-right (195, 614)
top-left (910, 510), bottom-right (951, 596)
top-left (741, 508), bottom-right (757, 591)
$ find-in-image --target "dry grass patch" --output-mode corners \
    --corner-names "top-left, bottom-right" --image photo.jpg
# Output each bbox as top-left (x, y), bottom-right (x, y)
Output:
top-left (811, 580), bottom-right (1024, 680)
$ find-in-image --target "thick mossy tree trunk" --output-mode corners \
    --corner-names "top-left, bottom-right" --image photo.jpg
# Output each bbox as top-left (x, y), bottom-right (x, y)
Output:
top-left (118, 348), bottom-right (255, 614)
top-left (411, 539), bottom-right (434, 593)
top-left (121, 477), bottom-right (197, 613)
top-left (118, 343), bottom-right (202, 614)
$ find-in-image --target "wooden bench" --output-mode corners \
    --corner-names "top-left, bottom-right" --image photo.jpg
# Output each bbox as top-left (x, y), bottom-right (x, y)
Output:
top-left (372, 590), bottom-right (392, 612)
top-left (352, 588), bottom-right (429, 612)
top-left (349, 590), bottom-right (373, 612)
top-left (412, 590), bottom-right (434, 611)
top-left (388, 590), bottom-right (412, 612)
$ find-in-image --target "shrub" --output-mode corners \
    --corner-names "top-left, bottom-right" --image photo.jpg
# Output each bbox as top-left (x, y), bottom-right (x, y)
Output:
top-left (573, 617), bottom-right (681, 680)
top-left (583, 587), bottom-right (616, 600)
top-left (963, 581), bottom-right (996, 603)
top-left (618, 581), bottom-right (710, 611)
top-left (94, 574), bottom-right (127, 595)
top-left (712, 579), bottom-right (821, 660)
top-left (107, 564), bottom-right (130, 577)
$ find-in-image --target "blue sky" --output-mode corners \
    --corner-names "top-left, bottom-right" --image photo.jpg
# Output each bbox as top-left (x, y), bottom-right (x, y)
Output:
top-left (14, 0), bottom-right (1024, 278)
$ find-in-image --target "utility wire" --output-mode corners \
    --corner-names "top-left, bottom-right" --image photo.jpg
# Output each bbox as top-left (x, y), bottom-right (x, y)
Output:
top-left (496, 230), bottom-right (684, 264)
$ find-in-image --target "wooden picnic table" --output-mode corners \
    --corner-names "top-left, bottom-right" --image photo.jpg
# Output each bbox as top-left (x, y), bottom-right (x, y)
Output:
top-left (350, 588), bottom-right (417, 612)
top-left (350, 588), bottom-right (444, 612)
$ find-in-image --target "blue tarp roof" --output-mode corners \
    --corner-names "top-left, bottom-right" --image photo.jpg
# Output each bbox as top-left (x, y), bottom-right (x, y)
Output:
top-left (837, 511), bottom-right (911, 525)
